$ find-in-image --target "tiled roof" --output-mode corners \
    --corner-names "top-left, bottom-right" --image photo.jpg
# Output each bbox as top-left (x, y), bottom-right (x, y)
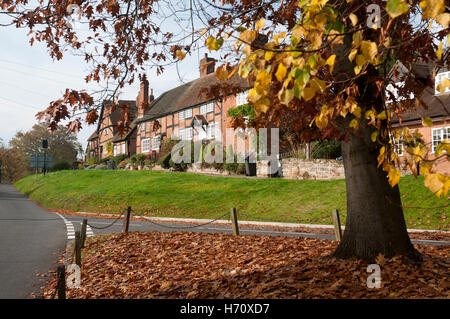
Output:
top-left (135, 71), bottom-right (250, 123)
top-left (87, 131), bottom-right (98, 141)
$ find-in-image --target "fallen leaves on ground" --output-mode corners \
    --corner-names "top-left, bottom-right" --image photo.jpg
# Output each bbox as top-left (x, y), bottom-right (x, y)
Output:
top-left (39, 231), bottom-right (449, 299)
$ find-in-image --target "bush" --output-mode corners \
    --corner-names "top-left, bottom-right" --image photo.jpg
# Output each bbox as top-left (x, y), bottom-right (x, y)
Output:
top-left (99, 157), bottom-right (111, 164)
top-left (119, 160), bottom-right (128, 169)
top-left (311, 139), bottom-right (342, 159)
top-left (135, 153), bottom-right (147, 166)
top-left (236, 163), bottom-right (246, 175)
top-left (158, 153), bottom-right (171, 169)
top-left (52, 161), bottom-right (71, 171)
top-left (112, 154), bottom-right (128, 166)
top-left (94, 164), bottom-right (107, 170)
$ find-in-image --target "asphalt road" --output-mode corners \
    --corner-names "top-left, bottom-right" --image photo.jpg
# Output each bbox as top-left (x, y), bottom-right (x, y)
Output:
top-left (64, 214), bottom-right (450, 246)
top-left (0, 184), bottom-right (66, 298)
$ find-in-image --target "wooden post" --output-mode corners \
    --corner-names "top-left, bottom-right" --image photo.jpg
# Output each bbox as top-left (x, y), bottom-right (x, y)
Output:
top-left (74, 230), bottom-right (81, 267)
top-left (122, 206), bottom-right (131, 233)
top-left (230, 207), bottom-right (239, 236)
top-left (80, 219), bottom-right (87, 248)
top-left (332, 209), bottom-right (342, 241)
top-left (56, 265), bottom-right (66, 299)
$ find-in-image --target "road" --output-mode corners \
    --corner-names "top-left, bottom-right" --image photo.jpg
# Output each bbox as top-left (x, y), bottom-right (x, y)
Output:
top-left (64, 213), bottom-right (450, 246)
top-left (0, 184), bottom-right (66, 298)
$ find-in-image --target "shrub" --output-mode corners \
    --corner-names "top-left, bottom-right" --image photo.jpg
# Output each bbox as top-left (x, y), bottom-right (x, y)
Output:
top-left (236, 163), bottom-right (246, 175)
top-left (311, 139), bottom-right (341, 159)
top-left (119, 160), bottom-right (128, 169)
top-left (112, 154), bottom-right (128, 166)
top-left (94, 164), bottom-right (107, 170)
top-left (135, 153), bottom-right (147, 166)
top-left (158, 153), bottom-right (171, 169)
top-left (52, 161), bottom-right (71, 171)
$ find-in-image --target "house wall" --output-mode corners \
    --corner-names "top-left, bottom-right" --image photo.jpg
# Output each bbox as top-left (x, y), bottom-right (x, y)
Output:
top-left (135, 91), bottom-right (257, 159)
top-left (394, 119), bottom-right (449, 175)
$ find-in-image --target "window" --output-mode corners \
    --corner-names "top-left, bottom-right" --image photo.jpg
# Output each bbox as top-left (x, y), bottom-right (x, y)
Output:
top-left (200, 102), bottom-right (214, 114)
top-left (435, 71), bottom-right (450, 95)
top-left (390, 134), bottom-right (403, 157)
top-left (206, 123), bottom-right (219, 140)
top-left (142, 138), bottom-right (151, 153)
top-left (113, 145), bottom-right (120, 156)
top-left (152, 136), bottom-right (161, 150)
top-left (179, 109), bottom-right (192, 120)
top-left (236, 90), bottom-right (249, 106)
top-left (104, 128), bottom-right (108, 136)
top-left (179, 127), bottom-right (193, 140)
top-left (140, 123), bottom-right (146, 131)
top-left (432, 126), bottom-right (450, 153)
top-left (122, 144), bottom-right (126, 154)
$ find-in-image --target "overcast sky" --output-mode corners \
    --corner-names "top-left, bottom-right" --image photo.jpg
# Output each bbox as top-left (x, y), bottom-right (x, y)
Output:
top-left (0, 16), bottom-right (213, 155)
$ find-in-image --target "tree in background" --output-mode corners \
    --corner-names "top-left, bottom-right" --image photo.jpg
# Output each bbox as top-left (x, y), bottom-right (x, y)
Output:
top-left (0, 144), bottom-right (29, 183)
top-left (9, 123), bottom-right (82, 166)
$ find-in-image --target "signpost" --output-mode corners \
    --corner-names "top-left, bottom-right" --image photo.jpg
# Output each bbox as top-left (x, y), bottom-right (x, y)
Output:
top-left (30, 154), bottom-right (52, 172)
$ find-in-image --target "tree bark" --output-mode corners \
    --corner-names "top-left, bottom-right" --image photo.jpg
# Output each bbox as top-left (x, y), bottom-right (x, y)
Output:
top-left (332, 123), bottom-right (420, 262)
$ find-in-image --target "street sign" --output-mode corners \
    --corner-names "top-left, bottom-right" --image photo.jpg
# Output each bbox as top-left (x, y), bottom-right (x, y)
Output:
top-left (30, 155), bottom-right (52, 169)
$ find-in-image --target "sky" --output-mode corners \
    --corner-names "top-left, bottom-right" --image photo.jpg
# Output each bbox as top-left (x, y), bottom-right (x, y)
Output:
top-left (0, 12), bottom-right (212, 155)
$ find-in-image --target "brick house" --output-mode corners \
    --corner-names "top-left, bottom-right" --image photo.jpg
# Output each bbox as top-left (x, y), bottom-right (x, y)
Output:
top-left (133, 54), bottom-right (252, 157)
top-left (86, 100), bottom-right (138, 161)
top-left (389, 61), bottom-right (449, 175)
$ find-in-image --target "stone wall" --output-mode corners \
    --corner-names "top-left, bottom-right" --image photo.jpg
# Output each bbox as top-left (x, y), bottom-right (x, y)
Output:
top-left (257, 158), bottom-right (345, 180)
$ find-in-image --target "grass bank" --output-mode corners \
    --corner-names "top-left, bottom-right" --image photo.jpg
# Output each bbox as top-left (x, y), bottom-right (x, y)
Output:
top-left (14, 170), bottom-right (449, 229)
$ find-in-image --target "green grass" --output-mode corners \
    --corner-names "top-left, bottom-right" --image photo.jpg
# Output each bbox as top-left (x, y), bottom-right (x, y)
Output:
top-left (14, 170), bottom-right (449, 230)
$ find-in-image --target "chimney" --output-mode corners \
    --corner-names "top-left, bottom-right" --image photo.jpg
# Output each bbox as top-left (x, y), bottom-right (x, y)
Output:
top-left (149, 88), bottom-right (154, 103)
top-left (136, 77), bottom-right (149, 118)
top-left (199, 53), bottom-right (216, 77)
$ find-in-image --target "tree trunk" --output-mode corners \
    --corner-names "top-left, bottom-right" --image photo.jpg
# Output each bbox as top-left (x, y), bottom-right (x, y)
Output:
top-left (332, 123), bottom-right (420, 262)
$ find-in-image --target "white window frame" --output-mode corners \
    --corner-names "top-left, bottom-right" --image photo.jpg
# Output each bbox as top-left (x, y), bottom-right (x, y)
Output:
top-left (179, 109), bottom-right (192, 120)
top-left (389, 134), bottom-right (403, 157)
top-left (206, 122), bottom-right (219, 140)
top-left (432, 126), bottom-right (450, 154)
top-left (200, 102), bottom-right (214, 114)
top-left (435, 71), bottom-right (450, 95)
top-left (179, 127), bottom-right (193, 140)
top-left (152, 135), bottom-right (161, 150)
top-left (142, 138), bottom-right (151, 153)
top-left (236, 90), bottom-right (249, 106)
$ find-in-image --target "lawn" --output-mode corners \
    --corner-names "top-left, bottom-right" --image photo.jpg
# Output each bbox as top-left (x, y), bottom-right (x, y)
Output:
top-left (14, 170), bottom-right (449, 230)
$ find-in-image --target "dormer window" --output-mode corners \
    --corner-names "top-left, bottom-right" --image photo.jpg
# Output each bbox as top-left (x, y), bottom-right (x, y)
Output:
top-left (435, 71), bottom-right (450, 95)
top-left (236, 90), bottom-right (249, 106)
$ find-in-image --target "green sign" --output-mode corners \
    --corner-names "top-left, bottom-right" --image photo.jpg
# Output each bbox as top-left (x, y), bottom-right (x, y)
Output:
top-left (30, 155), bottom-right (52, 169)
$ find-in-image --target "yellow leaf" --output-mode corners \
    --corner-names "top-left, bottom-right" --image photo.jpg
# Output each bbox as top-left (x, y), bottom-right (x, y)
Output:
top-left (378, 110), bottom-right (388, 120)
top-left (420, 0), bottom-right (445, 20)
top-left (256, 18), bottom-right (265, 31)
top-left (388, 168), bottom-right (401, 187)
top-left (371, 131), bottom-right (378, 142)
top-left (422, 117), bottom-right (433, 127)
top-left (349, 118), bottom-right (359, 131)
top-left (349, 13), bottom-right (358, 26)
top-left (356, 54), bottom-right (366, 66)
top-left (175, 50), bottom-right (186, 60)
top-left (360, 41), bottom-right (378, 61)
top-left (436, 41), bottom-right (443, 60)
top-left (326, 55), bottom-right (336, 73)
top-left (265, 51), bottom-right (274, 61)
top-left (310, 77), bottom-right (326, 93)
top-left (279, 89), bottom-right (295, 105)
top-left (247, 88), bottom-right (260, 103)
top-left (254, 98), bottom-right (270, 113)
top-left (302, 86), bottom-right (316, 101)
top-left (315, 114), bottom-right (328, 130)
top-left (386, 0), bottom-right (409, 18)
top-left (275, 63), bottom-right (287, 82)
top-left (348, 49), bottom-right (358, 62)
top-left (424, 173), bottom-right (445, 197)
top-left (239, 30), bottom-right (258, 45)
top-left (436, 13), bottom-right (450, 28)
